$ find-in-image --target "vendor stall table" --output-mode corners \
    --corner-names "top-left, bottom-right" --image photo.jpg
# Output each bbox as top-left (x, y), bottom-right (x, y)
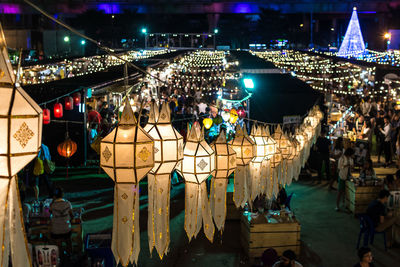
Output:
top-left (28, 206), bottom-right (83, 252)
top-left (345, 181), bottom-right (381, 214)
top-left (240, 211), bottom-right (300, 261)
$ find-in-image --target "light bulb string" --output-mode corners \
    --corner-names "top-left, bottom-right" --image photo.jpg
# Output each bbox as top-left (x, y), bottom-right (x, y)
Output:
top-left (23, 0), bottom-right (168, 87)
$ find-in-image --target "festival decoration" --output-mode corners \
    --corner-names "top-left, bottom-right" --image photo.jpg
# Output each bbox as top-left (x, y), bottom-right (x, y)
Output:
top-left (229, 124), bottom-right (255, 208)
top-left (176, 122), bottom-right (215, 242)
top-left (53, 103), bottom-right (63, 118)
top-left (210, 130), bottom-right (236, 231)
top-left (260, 126), bottom-right (276, 197)
top-left (203, 118), bottom-right (213, 129)
top-left (57, 135), bottom-right (77, 159)
top-left (221, 110), bottom-right (230, 122)
top-left (249, 124), bottom-right (267, 201)
top-left (73, 92), bottom-right (81, 106)
top-left (64, 96), bottom-right (73, 110)
top-left (0, 24), bottom-right (42, 266)
top-left (237, 106), bottom-right (246, 119)
top-left (100, 99), bottom-right (154, 266)
top-left (337, 7), bottom-right (365, 57)
top-left (229, 109), bottom-right (238, 124)
top-left (144, 102), bottom-right (183, 259)
top-left (43, 109), bottom-right (51, 124)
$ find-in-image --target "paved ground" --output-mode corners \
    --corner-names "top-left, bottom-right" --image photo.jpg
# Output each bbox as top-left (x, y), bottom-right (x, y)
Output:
top-left (26, 162), bottom-right (400, 267)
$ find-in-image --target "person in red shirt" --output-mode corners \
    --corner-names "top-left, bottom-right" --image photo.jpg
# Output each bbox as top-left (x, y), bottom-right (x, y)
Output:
top-left (87, 105), bottom-right (102, 125)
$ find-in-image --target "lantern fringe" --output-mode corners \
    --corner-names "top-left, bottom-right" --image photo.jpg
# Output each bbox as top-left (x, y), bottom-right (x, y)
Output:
top-left (111, 183), bottom-right (140, 267)
top-left (147, 174), bottom-right (171, 260)
top-left (184, 182), bottom-right (214, 242)
top-left (233, 165), bottom-right (250, 208)
top-left (0, 176), bottom-right (32, 267)
top-left (210, 178), bottom-right (228, 231)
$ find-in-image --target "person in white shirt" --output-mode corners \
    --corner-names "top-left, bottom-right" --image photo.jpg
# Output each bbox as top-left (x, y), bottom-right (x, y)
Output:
top-left (336, 148), bottom-right (354, 211)
top-left (379, 116), bottom-right (392, 167)
top-left (272, 250), bottom-right (303, 267)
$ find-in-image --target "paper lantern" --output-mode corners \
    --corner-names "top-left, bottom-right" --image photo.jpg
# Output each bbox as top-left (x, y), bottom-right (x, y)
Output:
top-left (229, 109), bottom-right (238, 124)
top-left (57, 136), bottom-right (77, 158)
top-left (203, 118), bottom-right (213, 129)
top-left (176, 122), bottom-right (215, 242)
top-left (237, 106), bottom-right (246, 118)
top-left (100, 98), bottom-right (154, 266)
top-left (53, 103), bottom-right (63, 118)
top-left (249, 125), bottom-right (268, 201)
top-left (210, 130), bottom-right (236, 231)
top-left (221, 110), bottom-right (230, 122)
top-left (73, 92), bottom-right (81, 106)
top-left (64, 96), bottom-right (73, 110)
top-left (144, 102), bottom-right (183, 259)
top-left (272, 125), bottom-right (291, 159)
top-left (43, 108), bottom-right (51, 124)
top-left (0, 26), bottom-right (42, 266)
top-left (229, 124), bottom-right (254, 208)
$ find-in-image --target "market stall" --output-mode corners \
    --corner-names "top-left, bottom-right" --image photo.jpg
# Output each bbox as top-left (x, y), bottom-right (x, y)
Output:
top-left (28, 200), bottom-right (84, 252)
top-left (240, 210), bottom-right (301, 262)
top-left (345, 180), bottom-right (382, 214)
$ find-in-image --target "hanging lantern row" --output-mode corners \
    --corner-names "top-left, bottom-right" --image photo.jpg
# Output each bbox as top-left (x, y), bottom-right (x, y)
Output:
top-left (95, 95), bottom-right (323, 266)
top-left (41, 92), bottom-right (82, 124)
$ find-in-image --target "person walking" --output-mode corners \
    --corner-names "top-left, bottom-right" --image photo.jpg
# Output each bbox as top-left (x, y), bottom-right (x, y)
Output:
top-left (336, 148), bottom-right (354, 211)
top-left (379, 116), bottom-right (392, 167)
top-left (315, 129), bottom-right (331, 183)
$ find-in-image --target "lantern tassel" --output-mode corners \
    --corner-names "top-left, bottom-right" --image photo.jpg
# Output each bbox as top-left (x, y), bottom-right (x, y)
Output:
top-left (184, 182), bottom-right (214, 242)
top-left (0, 176), bottom-right (32, 267)
top-left (249, 162), bottom-right (262, 203)
top-left (233, 165), bottom-right (250, 208)
top-left (112, 183), bottom-right (140, 267)
top-left (147, 174), bottom-right (171, 259)
top-left (261, 160), bottom-right (271, 197)
top-left (210, 178), bottom-right (228, 231)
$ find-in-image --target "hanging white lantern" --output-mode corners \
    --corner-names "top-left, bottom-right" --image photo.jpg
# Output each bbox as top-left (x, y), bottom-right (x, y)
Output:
top-left (209, 130), bottom-right (236, 231)
top-left (100, 99), bottom-right (155, 266)
top-left (144, 102), bottom-right (183, 259)
top-left (229, 124), bottom-right (255, 208)
top-left (249, 124), bottom-right (267, 202)
top-left (0, 25), bottom-right (42, 267)
top-left (261, 126), bottom-right (276, 197)
top-left (176, 122), bottom-right (215, 242)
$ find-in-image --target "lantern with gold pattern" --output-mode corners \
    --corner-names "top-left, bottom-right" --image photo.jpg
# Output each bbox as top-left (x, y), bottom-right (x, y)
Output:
top-left (176, 122), bottom-right (215, 242)
top-left (144, 102), bottom-right (183, 259)
top-left (100, 99), bottom-right (154, 266)
top-left (0, 24), bottom-right (42, 266)
top-left (229, 124), bottom-right (255, 208)
top-left (210, 130), bottom-right (236, 231)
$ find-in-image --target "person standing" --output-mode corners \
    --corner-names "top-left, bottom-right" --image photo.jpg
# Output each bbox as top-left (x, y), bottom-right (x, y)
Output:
top-left (336, 148), bottom-right (354, 211)
top-left (315, 129), bottom-right (331, 183)
top-left (50, 187), bottom-right (73, 256)
top-left (379, 116), bottom-right (392, 167)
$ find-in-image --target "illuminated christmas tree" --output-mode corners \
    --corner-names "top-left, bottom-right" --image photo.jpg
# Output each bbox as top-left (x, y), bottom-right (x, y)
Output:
top-left (338, 7), bottom-right (365, 57)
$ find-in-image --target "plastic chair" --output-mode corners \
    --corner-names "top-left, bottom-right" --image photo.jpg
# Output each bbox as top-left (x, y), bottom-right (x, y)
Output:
top-left (357, 214), bottom-right (387, 250)
top-left (356, 214), bottom-right (370, 249)
top-left (285, 193), bottom-right (294, 210)
top-left (34, 245), bottom-right (59, 267)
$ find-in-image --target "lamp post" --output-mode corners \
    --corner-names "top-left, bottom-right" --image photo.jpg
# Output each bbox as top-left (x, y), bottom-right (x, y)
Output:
top-left (213, 28), bottom-right (218, 50)
top-left (141, 28), bottom-right (148, 49)
top-left (384, 32), bottom-right (391, 50)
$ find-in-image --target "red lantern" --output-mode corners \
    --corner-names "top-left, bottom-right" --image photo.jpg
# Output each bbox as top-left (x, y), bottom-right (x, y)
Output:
top-left (43, 108), bottom-right (51, 124)
top-left (57, 138), bottom-right (77, 158)
top-left (73, 92), bottom-right (81, 106)
top-left (54, 103), bottom-right (63, 118)
top-left (64, 96), bottom-right (73, 110)
top-left (237, 106), bottom-right (246, 118)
